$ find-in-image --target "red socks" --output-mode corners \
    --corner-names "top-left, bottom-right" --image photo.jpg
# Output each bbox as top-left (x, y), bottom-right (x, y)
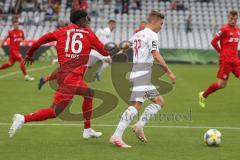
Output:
top-left (203, 83), bottom-right (219, 98)
top-left (20, 62), bottom-right (27, 76)
top-left (0, 62), bottom-right (26, 76)
top-left (82, 97), bottom-right (93, 129)
top-left (24, 107), bottom-right (56, 123)
top-left (0, 63), bottom-right (11, 70)
top-left (24, 98), bottom-right (93, 128)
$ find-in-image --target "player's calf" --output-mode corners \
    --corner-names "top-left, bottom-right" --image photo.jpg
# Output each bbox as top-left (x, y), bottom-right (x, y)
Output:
top-left (0, 62), bottom-right (14, 70)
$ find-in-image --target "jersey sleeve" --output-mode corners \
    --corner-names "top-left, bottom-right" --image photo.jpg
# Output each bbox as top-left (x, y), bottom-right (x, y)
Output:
top-left (90, 31), bottom-right (109, 56)
top-left (26, 31), bottom-right (57, 57)
top-left (216, 26), bottom-right (226, 38)
top-left (148, 33), bottom-right (159, 52)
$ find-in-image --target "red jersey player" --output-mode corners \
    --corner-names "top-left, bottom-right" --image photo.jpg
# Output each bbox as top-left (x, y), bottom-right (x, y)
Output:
top-left (9, 10), bottom-right (110, 139)
top-left (199, 10), bottom-right (240, 108)
top-left (0, 21), bottom-right (34, 81)
top-left (134, 21), bottom-right (147, 33)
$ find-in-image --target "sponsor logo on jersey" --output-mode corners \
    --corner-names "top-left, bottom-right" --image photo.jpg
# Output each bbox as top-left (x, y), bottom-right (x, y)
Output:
top-left (228, 38), bottom-right (240, 42)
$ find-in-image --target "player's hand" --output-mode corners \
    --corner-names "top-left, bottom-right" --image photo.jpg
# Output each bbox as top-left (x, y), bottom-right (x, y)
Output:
top-left (24, 56), bottom-right (34, 66)
top-left (167, 71), bottom-right (176, 85)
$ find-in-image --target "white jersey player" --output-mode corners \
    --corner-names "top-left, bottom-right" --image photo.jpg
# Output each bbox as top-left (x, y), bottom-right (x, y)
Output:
top-left (88, 20), bottom-right (116, 81)
top-left (110, 11), bottom-right (176, 148)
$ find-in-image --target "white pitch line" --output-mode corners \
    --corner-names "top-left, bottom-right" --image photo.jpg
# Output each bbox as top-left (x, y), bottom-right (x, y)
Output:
top-left (0, 123), bottom-right (240, 130)
top-left (0, 65), bottom-right (53, 79)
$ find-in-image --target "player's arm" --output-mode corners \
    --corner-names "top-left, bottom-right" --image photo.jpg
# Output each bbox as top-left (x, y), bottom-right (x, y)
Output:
top-left (149, 36), bottom-right (176, 84)
top-left (25, 32), bottom-right (57, 66)
top-left (211, 35), bottom-right (221, 54)
top-left (211, 27), bottom-right (225, 54)
top-left (152, 50), bottom-right (176, 84)
top-left (0, 36), bottom-right (9, 47)
top-left (91, 32), bottom-right (109, 57)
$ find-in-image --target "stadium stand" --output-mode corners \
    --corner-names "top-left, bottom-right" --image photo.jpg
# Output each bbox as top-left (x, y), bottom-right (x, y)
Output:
top-left (0, 0), bottom-right (240, 49)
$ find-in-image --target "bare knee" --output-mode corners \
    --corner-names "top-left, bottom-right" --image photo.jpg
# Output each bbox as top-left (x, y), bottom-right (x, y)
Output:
top-left (217, 81), bottom-right (227, 89)
top-left (8, 62), bottom-right (14, 66)
top-left (152, 96), bottom-right (164, 107)
top-left (132, 102), bottom-right (142, 111)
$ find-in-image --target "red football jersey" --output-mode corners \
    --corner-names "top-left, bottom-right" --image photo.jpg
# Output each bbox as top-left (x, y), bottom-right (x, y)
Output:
top-left (216, 24), bottom-right (240, 62)
top-left (27, 24), bottom-right (109, 74)
top-left (8, 29), bottom-right (25, 53)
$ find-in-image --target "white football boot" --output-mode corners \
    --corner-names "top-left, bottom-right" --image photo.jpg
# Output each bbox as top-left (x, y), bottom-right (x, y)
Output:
top-left (9, 114), bottom-right (25, 138)
top-left (83, 128), bottom-right (103, 139)
top-left (109, 136), bottom-right (132, 148)
top-left (133, 124), bottom-right (148, 143)
top-left (25, 75), bottom-right (35, 81)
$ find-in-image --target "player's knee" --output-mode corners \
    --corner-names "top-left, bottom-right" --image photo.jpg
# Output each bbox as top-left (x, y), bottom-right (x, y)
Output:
top-left (153, 96), bottom-right (164, 107)
top-left (218, 82), bottom-right (226, 89)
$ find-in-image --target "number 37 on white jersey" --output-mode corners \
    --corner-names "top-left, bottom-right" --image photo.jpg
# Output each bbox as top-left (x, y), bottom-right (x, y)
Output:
top-left (130, 28), bottom-right (159, 64)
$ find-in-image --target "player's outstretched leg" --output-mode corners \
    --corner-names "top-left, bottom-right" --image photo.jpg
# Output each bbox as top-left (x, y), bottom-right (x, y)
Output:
top-left (95, 61), bottom-right (110, 81)
top-left (0, 62), bottom-right (13, 70)
top-left (110, 105), bottom-right (139, 148)
top-left (19, 60), bottom-right (34, 81)
top-left (9, 107), bottom-right (56, 137)
top-left (199, 80), bottom-right (227, 108)
top-left (133, 96), bottom-right (163, 143)
top-left (38, 75), bottom-right (51, 90)
top-left (82, 97), bottom-right (102, 139)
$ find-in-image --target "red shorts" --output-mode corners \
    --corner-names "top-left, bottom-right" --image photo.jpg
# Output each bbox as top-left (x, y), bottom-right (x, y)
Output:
top-left (9, 51), bottom-right (24, 64)
top-left (217, 60), bottom-right (240, 80)
top-left (53, 72), bottom-right (90, 105)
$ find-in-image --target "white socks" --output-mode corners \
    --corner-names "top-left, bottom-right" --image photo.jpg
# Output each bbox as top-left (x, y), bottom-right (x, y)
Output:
top-left (136, 103), bottom-right (161, 127)
top-left (112, 106), bottom-right (138, 138)
top-left (97, 61), bottom-right (109, 75)
top-left (112, 104), bottom-right (161, 138)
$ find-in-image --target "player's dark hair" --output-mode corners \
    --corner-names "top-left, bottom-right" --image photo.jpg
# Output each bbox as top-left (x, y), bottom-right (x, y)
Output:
top-left (108, 19), bottom-right (116, 24)
top-left (70, 9), bottom-right (88, 25)
top-left (229, 10), bottom-right (238, 17)
top-left (147, 10), bottom-right (165, 23)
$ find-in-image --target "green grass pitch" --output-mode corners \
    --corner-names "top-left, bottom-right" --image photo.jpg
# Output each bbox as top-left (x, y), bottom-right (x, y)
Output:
top-left (0, 62), bottom-right (240, 160)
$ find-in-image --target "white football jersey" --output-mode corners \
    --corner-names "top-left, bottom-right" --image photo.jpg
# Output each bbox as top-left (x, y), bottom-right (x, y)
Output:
top-left (130, 28), bottom-right (159, 64)
top-left (129, 28), bottom-right (159, 80)
top-left (96, 27), bottom-right (113, 45)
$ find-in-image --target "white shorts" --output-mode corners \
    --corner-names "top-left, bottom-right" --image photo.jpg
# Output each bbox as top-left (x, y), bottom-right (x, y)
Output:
top-left (129, 84), bottom-right (159, 103)
top-left (87, 49), bottom-right (111, 67)
top-left (129, 68), bottom-right (159, 103)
